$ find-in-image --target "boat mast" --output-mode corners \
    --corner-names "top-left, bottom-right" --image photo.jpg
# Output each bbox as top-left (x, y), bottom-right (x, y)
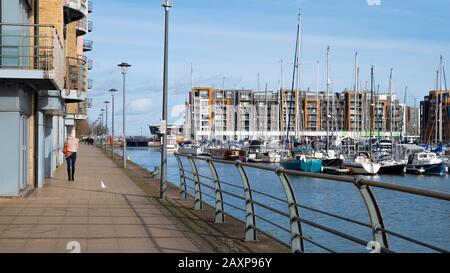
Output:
top-left (353, 52), bottom-right (359, 140)
top-left (326, 46), bottom-right (331, 154)
top-left (265, 83), bottom-right (268, 142)
top-left (286, 12), bottom-right (301, 149)
top-left (316, 60), bottom-right (320, 132)
top-left (438, 55), bottom-right (443, 144)
top-left (369, 66), bottom-right (374, 153)
top-left (280, 59), bottom-right (284, 143)
top-left (435, 68), bottom-right (439, 144)
top-left (402, 84), bottom-right (408, 142)
top-left (357, 66), bottom-right (361, 139)
top-left (295, 13), bottom-right (302, 140)
top-left (389, 68), bottom-right (393, 142)
top-left (377, 84), bottom-right (381, 152)
top-left (222, 76), bottom-right (226, 142)
top-left (190, 63), bottom-right (194, 141)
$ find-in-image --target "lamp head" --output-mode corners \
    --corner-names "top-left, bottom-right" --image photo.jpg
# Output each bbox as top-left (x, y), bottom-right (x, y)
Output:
top-left (109, 88), bottom-right (118, 96)
top-left (118, 62), bottom-right (131, 74)
top-left (162, 0), bottom-right (172, 9)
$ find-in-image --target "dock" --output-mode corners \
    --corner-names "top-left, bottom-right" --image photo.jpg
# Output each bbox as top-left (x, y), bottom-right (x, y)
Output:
top-left (0, 144), bottom-right (287, 253)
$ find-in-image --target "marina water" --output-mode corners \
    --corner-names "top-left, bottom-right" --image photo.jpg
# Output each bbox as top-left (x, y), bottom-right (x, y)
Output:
top-left (124, 147), bottom-right (450, 253)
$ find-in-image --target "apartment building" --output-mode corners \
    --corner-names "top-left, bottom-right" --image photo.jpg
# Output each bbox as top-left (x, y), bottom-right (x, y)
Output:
top-left (184, 86), bottom-right (414, 142)
top-left (420, 90), bottom-right (450, 143)
top-left (0, 0), bottom-right (94, 196)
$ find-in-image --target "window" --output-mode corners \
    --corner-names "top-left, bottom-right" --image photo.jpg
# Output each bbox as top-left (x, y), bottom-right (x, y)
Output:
top-left (1, 0), bottom-right (31, 68)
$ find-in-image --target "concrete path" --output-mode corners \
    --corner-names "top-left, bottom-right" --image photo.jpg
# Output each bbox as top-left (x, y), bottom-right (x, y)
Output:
top-left (0, 144), bottom-right (210, 253)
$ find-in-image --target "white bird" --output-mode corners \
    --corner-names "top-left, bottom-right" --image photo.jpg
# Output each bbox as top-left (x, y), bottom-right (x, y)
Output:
top-left (100, 180), bottom-right (107, 191)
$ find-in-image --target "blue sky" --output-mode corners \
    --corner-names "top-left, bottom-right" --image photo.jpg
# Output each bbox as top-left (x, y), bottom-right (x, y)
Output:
top-left (87, 0), bottom-right (450, 136)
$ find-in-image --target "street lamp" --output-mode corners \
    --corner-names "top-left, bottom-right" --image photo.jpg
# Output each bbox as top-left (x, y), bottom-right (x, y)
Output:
top-left (118, 61), bottom-right (131, 168)
top-left (100, 109), bottom-right (105, 149)
top-left (104, 101), bottom-right (110, 153)
top-left (160, 0), bottom-right (172, 199)
top-left (96, 118), bottom-right (100, 145)
top-left (109, 88), bottom-right (118, 158)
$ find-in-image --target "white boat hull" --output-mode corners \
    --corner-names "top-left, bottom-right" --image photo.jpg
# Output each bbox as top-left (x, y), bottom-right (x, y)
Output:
top-left (177, 146), bottom-right (202, 155)
top-left (344, 162), bottom-right (381, 175)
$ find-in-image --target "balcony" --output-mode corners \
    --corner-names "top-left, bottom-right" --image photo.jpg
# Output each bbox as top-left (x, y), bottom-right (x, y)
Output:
top-left (88, 78), bottom-right (93, 89)
top-left (88, 20), bottom-right (93, 32)
top-left (87, 59), bottom-right (93, 70)
top-left (38, 90), bottom-right (66, 116)
top-left (61, 56), bottom-right (87, 102)
top-left (88, 1), bottom-right (93, 13)
top-left (0, 23), bottom-right (64, 90)
top-left (76, 17), bottom-right (88, 36)
top-left (64, 0), bottom-right (88, 24)
top-left (83, 39), bottom-right (93, 52)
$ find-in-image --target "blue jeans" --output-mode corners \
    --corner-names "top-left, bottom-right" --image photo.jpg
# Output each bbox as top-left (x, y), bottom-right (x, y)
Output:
top-left (66, 152), bottom-right (77, 180)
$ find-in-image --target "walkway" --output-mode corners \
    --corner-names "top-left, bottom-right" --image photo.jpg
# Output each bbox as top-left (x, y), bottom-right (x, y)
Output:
top-left (0, 144), bottom-right (212, 253)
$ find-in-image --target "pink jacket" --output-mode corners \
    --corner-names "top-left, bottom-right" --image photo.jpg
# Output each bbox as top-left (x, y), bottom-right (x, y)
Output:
top-left (66, 137), bottom-right (79, 152)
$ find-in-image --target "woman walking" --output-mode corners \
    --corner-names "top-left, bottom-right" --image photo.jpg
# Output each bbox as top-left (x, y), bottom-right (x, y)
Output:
top-left (64, 133), bottom-right (79, 181)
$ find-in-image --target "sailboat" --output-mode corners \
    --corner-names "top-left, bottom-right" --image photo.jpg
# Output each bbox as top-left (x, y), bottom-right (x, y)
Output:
top-left (279, 12), bottom-right (323, 173)
top-left (342, 66), bottom-right (380, 175)
top-left (375, 68), bottom-right (406, 174)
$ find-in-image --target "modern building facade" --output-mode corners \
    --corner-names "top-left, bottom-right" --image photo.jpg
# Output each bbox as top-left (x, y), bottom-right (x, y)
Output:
top-left (420, 90), bottom-right (450, 143)
top-left (0, 0), bottom-right (93, 196)
top-left (184, 87), bottom-right (415, 142)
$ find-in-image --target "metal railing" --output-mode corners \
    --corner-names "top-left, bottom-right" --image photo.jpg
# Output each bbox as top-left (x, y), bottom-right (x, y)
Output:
top-left (83, 39), bottom-right (93, 52)
top-left (174, 153), bottom-right (450, 253)
top-left (0, 23), bottom-right (64, 86)
top-left (76, 17), bottom-right (88, 36)
top-left (88, 21), bottom-right (93, 33)
top-left (65, 56), bottom-right (87, 97)
top-left (88, 1), bottom-right (93, 13)
top-left (88, 78), bottom-right (93, 89)
top-left (65, 0), bottom-right (88, 16)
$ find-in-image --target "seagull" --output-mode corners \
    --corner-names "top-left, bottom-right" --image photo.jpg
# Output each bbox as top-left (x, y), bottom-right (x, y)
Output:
top-left (100, 180), bottom-right (107, 191)
top-left (151, 166), bottom-right (160, 176)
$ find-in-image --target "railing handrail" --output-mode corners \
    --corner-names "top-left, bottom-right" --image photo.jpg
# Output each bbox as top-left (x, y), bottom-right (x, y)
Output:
top-left (174, 152), bottom-right (449, 253)
top-left (0, 22), bottom-right (64, 49)
top-left (180, 154), bottom-right (450, 201)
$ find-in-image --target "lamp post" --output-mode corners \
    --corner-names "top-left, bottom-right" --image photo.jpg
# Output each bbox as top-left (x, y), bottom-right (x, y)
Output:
top-left (160, 0), bottom-right (172, 199)
top-left (109, 88), bottom-right (118, 158)
top-left (118, 62), bottom-right (131, 168)
top-left (100, 110), bottom-right (105, 148)
top-left (96, 118), bottom-right (100, 145)
top-left (104, 101), bottom-right (110, 154)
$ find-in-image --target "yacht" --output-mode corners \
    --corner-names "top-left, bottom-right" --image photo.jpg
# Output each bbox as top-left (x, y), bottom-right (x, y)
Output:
top-left (405, 152), bottom-right (446, 176)
top-left (280, 148), bottom-right (323, 173)
top-left (343, 152), bottom-right (381, 175)
top-left (377, 155), bottom-right (406, 175)
top-left (246, 140), bottom-right (264, 163)
top-left (177, 141), bottom-right (203, 156)
top-left (260, 150), bottom-right (281, 163)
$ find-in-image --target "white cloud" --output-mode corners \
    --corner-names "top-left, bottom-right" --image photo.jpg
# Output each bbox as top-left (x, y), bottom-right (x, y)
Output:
top-left (128, 98), bottom-right (153, 114)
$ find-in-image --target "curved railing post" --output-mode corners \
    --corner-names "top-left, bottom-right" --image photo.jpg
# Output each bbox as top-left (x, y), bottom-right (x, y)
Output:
top-left (275, 167), bottom-right (304, 253)
top-left (207, 159), bottom-right (225, 223)
top-left (235, 161), bottom-right (257, 241)
top-left (353, 176), bottom-right (389, 249)
top-left (188, 155), bottom-right (203, 210)
top-left (174, 153), bottom-right (187, 199)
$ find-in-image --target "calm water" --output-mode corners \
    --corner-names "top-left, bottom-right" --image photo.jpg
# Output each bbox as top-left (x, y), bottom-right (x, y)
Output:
top-left (125, 147), bottom-right (450, 253)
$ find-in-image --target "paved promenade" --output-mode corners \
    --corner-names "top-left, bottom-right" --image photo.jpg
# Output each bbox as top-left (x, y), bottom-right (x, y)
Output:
top-left (0, 144), bottom-right (212, 253)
